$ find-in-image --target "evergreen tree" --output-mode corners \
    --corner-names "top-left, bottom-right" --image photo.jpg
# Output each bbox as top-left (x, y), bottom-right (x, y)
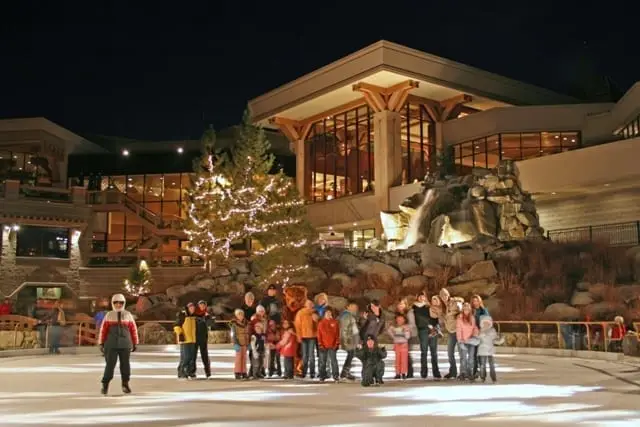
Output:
top-left (229, 112), bottom-right (314, 285)
top-left (183, 129), bottom-right (241, 271)
top-left (123, 260), bottom-right (152, 296)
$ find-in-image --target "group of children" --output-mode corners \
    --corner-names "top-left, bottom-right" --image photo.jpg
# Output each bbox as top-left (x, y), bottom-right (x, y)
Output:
top-left (224, 285), bottom-right (504, 386)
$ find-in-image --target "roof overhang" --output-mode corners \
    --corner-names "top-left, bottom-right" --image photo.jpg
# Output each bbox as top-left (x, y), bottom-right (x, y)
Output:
top-left (249, 40), bottom-right (578, 126)
top-left (0, 117), bottom-right (107, 154)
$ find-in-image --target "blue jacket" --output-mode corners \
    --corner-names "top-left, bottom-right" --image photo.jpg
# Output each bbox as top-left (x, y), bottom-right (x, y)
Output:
top-left (474, 307), bottom-right (489, 330)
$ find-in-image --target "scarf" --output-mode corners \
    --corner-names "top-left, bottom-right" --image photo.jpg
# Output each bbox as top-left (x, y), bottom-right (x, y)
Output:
top-left (429, 305), bottom-right (442, 318)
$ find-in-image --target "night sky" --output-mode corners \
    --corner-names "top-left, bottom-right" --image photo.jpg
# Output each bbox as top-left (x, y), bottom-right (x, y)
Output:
top-left (2, 1), bottom-right (639, 141)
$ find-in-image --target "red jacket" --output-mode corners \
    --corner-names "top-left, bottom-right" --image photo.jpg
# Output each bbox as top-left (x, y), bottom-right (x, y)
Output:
top-left (0, 303), bottom-right (11, 315)
top-left (317, 318), bottom-right (340, 350)
top-left (277, 329), bottom-right (297, 357)
top-left (611, 324), bottom-right (626, 340)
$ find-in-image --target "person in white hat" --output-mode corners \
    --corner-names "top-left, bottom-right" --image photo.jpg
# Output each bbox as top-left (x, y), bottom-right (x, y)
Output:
top-left (98, 294), bottom-right (138, 395)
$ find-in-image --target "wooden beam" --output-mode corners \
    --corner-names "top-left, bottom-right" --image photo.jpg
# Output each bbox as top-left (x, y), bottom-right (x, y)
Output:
top-left (384, 79), bottom-right (419, 95)
top-left (440, 94), bottom-right (473, 121)
top-left (353, 79), bottom-right (419, 113)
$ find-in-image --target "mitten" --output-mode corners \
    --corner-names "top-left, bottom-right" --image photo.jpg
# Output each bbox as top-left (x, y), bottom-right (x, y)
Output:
top-left (99, 344), bottom-right (104, 354)
top-left (234, 343), bottom-right (241, 352)
top-left (131, 345), bottom-right (137, 352)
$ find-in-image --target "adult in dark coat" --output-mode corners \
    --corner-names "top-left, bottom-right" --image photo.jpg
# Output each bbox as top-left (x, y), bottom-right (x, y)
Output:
top-left (98, 294), bottom-right (138, 395)
top-left (355, 335), bottom-right (387, 387)
top-left (195, 300), bottom-right (213, 378)
top-left (260, 284), bottom-right (282, 323)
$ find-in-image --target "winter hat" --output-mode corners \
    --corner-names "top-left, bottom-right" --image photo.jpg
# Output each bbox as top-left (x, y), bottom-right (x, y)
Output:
top-left (267, 284), bottom-right (277, 291)
top-left (479, 315), bottom-right (493, 330)
top-left (439, 288), bottom-right (450, 300)
top-left (197, 300), bottom-right (207, 306)
top-left (111, 294), bottom-right (126, 312)
top-left (256, 305), bottom-right (266, 314)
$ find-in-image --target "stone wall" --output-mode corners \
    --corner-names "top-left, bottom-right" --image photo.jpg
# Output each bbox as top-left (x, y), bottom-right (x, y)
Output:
top-left (0, 330), bottom-right (39, 350)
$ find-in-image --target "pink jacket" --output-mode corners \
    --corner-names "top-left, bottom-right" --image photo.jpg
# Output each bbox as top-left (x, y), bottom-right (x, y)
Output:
top-left (456, 315), bottom-right (478, 343)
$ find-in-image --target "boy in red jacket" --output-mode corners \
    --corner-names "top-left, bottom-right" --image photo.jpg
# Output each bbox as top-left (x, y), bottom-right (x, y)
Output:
top-left (317, 307), bottom-right (340, 382)
top-left (276, 320), bottom-right (297, 379)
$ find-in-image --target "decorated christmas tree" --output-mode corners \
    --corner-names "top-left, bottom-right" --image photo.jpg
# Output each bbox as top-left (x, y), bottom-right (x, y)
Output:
top-left (123, 260), bottom-right (152, 296)
top-left (184, 112), bottom-right (314, 283)
top-left (183, 129), bottom-right (241, 271)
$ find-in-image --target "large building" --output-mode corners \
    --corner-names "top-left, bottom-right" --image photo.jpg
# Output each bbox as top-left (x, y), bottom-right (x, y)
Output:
top-left (1, 40), bottom-right (639, 308)
top-left (249, 40), bottom-right (640, 247)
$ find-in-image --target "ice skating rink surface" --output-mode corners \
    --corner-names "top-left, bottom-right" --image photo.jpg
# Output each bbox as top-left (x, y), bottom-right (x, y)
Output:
top-left (1, 346), bottom-right (640, 427)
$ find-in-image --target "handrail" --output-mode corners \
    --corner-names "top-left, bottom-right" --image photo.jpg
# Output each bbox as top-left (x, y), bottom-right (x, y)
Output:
top-left (20, 184), bottom-right (71, 194)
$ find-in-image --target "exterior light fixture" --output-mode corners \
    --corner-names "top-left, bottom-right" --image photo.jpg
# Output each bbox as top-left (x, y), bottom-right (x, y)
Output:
top-left (12, 224), bottom-right (20, 231)
top-left (551, 192), bottom-right (557, 195)
top-left (353, 222), bottom-right (357, 226)
top-left (604, 183), bottom-right (610, 187)
top-left (177, 147), bottom-right (184, 154)
top-left (122, 149), bottom-right (130, 156)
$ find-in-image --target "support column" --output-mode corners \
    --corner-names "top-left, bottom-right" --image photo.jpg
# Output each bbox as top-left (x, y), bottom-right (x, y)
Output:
top-left (373, 110), bottom-right (403, 237)
top-left (0, 227), bottom-right (18, 296)
top-left (293, 139), bottom-right (305, 198)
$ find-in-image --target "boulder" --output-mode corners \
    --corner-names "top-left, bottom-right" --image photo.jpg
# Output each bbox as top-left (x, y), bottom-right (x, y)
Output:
top-left (364, 289), bottom-right (388, 302)
top-left (446, 280), bottom-right (499, 299)
top-left (207, 330), bottom-right (230, 344)
top-left (483, 297), bottom-right (502, 315)
top-left (328, 295), bottom-right (348, 312)
top-left (166, 285), bottom-right (187, 300)
top-left (135, 296), bottom-right (153, 314)
top-left (210, 295), bottom-right (243, 318)
top-left (449, 260), bottom-right (497, 284)
top-left (402, 275), bottom-right (430, 289)
top-left (135, 302), bottom-right (179, 321)
top-left (422, 267), bottom-right (441, 278)
top-left (230, 259), bottom-right (250, 274)
top-left (420, 244), bottom-right (451, 267)
top-left (617, 284), bottom-right (640, 303)
top-left (585, 302), bottom-right (625, 320)
top-left (290, 267), bottom-right (328, 285)
top-left (397, 258), bottom-right (421, 276)
top-left (490, 246), bottom-right (522, 261)
top-left (355, 261), bottom-right (401, 285)
top-left (331, 273), bottom-right (353, 288)
top-left (543, 303), bottom-right (581, 321)
top-left (570, 291), bottom-right (593, 307)
top-left (339, 253), bottom-right (360, 273)
top-left (449, 249), bottom-right (485, 268)
top-left (575, 281), bottom-right (591, 292)
top-left (138, 322), bottom-right (174, 345)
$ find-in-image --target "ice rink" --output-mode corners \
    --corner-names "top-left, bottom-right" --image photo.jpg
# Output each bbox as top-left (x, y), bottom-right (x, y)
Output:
top-left (1, 346), bottom-right (639, 426)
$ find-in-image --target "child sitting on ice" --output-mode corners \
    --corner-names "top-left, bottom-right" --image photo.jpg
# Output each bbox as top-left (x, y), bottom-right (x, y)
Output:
top-left (355, 334), bottom-right (387, 387)
top-left (476, 315), bottom-right (504, 383)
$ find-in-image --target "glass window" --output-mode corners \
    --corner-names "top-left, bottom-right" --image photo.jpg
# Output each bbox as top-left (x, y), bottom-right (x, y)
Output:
top-left (521, 133), bottom-right (542, 159)
top-left (125, 213), bottom-right (143, 243)
top-left (126, 175), bottom-right (144, 202)
top-left (540, 132), bottom-right (561, 156)
top-left (181, 173), bottom-right (192, 202)
top-left (473, 139), bottom-right (487, 169)
top-left (108, 212), bottom-right (126, 241)
top-left (145, 175), bottom-right (163, 203)
top-left (486, 134), bottom-right (500, 169)
top-left (304, 105), bottom-right (374, 203)
top-left (16, 226), bottom-right (70, 258)
top-left (501, 134), bottom-right (521, 159)
top-left (560, 132), bottom-right (579, 151)
top-left (164, 174), bottom-right (181, 201)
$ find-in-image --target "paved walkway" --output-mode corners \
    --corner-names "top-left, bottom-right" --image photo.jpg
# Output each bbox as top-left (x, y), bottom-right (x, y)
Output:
top-left (0, 347), bottom-right (639, 426)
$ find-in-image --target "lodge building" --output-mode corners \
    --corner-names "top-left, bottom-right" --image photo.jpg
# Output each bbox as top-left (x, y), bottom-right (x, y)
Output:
top-left (1, 40), bottom-right (639, 308)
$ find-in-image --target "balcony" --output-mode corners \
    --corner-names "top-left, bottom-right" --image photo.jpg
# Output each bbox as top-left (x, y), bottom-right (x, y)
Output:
top-left (0, 180), bottom-right (91, 228)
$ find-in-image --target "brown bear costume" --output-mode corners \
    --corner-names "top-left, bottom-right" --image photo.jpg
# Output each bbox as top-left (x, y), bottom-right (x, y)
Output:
top-left (282, 284), bottom-right (308, 376)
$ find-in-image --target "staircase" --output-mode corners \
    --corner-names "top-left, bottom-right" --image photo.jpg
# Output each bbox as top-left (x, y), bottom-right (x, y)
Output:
top-left (119, 235), bottom-right (162, 254)
top-left (88, 190), bottom-right (186, 239)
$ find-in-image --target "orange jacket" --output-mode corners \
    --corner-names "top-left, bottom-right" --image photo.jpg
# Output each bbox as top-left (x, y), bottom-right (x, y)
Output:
top-left (294, 307), bottom-right (318, 339)
top-left (317, 318), bottom-right (340, 350)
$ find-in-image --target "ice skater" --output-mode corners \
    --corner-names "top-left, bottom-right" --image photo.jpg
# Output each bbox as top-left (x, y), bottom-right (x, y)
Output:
top-left (99, 294), bottom-right (138, 395)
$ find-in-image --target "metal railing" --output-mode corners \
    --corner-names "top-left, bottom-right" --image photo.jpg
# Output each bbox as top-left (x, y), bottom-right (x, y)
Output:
top-left (548, 221), bottom-right (640, 246)
top-left (0, 316), bottom-right (636, 353)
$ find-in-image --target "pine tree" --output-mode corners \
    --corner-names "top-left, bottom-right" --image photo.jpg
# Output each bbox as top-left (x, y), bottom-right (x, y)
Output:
top-left (123, 260), bottom-right (152, 296)
top-left (229, 112), bottom-right (314, 285)
top-left (183, 129), bottom-right (242, 271)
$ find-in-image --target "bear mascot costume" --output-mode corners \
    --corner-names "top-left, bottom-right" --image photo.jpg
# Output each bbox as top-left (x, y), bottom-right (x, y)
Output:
top-left (281, 283), bottom-right (308, 376)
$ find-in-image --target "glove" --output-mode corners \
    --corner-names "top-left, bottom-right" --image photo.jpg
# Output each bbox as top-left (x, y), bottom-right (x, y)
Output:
top-left (131, 345), bottom-right (137, 353)
top-left (99, 344), bottom-right (104, 354)
top-left (233, 344), bottom-right (241, 352)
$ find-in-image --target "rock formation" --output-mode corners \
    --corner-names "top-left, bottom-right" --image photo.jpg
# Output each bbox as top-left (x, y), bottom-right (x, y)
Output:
top-left (386, 160), bottom-right (544, 250)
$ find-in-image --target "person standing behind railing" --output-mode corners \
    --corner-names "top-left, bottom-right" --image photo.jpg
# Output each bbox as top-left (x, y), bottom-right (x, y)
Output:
top-left (48, 301), bottom-right (66, 354)
top-left (608, 316), bottom-right (627, 352)
top-left (99, 294), bottom-right (138, 395)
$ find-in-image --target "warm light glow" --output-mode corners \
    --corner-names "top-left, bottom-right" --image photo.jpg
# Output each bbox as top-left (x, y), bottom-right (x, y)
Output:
top-left (122, 149), bottom-right (129, 156)
top-left (177, 147), bottom-right (184, 154)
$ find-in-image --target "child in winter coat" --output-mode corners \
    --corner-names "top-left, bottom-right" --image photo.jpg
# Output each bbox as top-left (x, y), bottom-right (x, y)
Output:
top-left (387, 313), bottom-right (411, 380)
top-left (230, 308), bottom-right (249, 380)
top-left (317, 308), bottom-right (340, 382)
top-left (276, 320), bottom-right (297, 379)
top-left (266, 319), bottom-right (282, 377)
top-left (477, 315), bottom-right (504, 383)
top-left (250, 322), bottom-right (267, 379)
top-left (456, 302), bottom-right (479, 381)
top-left (355, 334), bottom-right (387, 387)
top-left (608, 316), bottom-right (626, 352)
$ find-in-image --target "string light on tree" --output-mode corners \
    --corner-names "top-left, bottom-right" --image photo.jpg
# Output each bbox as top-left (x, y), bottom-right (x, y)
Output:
top-left (123, 260), bottom-right (152, 296)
